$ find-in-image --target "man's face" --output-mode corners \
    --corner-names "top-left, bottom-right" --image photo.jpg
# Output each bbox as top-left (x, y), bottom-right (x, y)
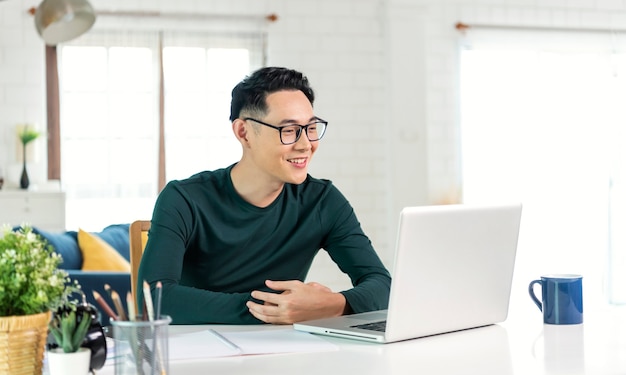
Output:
top-left (248, 90), bottom-right (319, 185)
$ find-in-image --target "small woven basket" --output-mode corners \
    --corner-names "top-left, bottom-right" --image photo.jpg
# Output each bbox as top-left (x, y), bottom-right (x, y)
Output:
top-left (0, 311), bottom-right (51, 375)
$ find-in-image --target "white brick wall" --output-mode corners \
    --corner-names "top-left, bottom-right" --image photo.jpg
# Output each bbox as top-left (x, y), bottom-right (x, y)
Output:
top-left (2, 0), bottom-right (626, 291)
top-left (0, 0), bottom-right (45, 187)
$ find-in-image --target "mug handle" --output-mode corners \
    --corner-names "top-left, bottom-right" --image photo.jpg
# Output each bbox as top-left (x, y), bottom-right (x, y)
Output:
top-left (528, 279), bottom-right (543, 312)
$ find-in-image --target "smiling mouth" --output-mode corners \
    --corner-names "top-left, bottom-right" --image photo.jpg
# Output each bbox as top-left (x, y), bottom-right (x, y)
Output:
top-left (287, 158), bottom-right (307, 165)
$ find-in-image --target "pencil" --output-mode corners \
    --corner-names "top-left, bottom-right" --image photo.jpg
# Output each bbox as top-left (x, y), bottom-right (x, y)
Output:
top-left (143, 281), bottom-right (163, 374)
top-left (110, 290), bottom-right (128, 321)
top-left (92, 290), bottom-right (118, 321)
top-left (126, 291), bottom-right (136, 321)
top-left (143, 280), bottom-right (155, 321)
top-left (103, 283), bottom-right (113, 298)
top-left (142, 297), bottom-right (148, 321)
top-left (104, 284), bottom-right (127, 320)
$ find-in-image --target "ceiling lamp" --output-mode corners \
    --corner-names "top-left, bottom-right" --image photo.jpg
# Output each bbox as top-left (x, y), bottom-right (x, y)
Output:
top-left (34, 0), bottom-right (96, 45)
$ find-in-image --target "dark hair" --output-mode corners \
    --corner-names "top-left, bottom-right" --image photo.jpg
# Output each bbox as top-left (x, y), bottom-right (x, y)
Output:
top-left (229, 67), bottom-right (315, 121)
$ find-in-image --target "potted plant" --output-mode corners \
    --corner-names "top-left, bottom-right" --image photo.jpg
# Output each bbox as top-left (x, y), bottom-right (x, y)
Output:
top-left (47, 304), bottom-right (93, 375)
top-left (0, 224), bottom-right (77, 374)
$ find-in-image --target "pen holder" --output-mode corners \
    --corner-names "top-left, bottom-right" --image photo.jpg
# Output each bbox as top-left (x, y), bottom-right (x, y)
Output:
top-left (111, 316), bottom-right (171, 375)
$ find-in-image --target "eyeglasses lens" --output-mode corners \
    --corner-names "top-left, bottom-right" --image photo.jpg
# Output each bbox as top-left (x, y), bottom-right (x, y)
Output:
top-left (280, 122), bottom-right (326, 144)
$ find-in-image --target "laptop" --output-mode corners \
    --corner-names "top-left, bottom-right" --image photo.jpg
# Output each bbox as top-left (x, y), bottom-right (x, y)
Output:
top-left (294, 203), bottom-right (522, 343)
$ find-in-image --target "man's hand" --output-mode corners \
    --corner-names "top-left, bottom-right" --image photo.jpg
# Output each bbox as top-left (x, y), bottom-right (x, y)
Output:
top-left (246, 280), bottom-right (347, 324)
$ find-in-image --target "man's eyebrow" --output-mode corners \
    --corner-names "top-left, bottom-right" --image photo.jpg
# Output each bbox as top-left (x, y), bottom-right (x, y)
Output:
top-left (277, 117), bottom-right (318, 125)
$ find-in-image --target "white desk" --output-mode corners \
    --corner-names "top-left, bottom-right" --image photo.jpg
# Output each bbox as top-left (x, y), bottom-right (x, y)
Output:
top-left (93, 306), bottom-right (626, 375)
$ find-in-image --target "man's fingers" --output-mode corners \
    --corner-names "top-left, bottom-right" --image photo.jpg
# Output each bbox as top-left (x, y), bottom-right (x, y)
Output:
top-left (252, 280), bottom-right (333, 306)
top-left (264, 279), bottom-right (300, 291)
top-left (306, 281), bottom-right (332, 292)
top-left (246, 300), bottom-right (276, 315)
top-left (247, 280), bottom-right (338, 324)
top-left (251, 290), bottom-right (283, 305)
top-left (246, 300), bottom-right (291, 324)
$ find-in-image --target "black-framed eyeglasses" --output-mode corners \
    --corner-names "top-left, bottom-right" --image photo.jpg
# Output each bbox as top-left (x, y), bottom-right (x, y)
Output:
top-left (244, 117), bottom-right (328, 145)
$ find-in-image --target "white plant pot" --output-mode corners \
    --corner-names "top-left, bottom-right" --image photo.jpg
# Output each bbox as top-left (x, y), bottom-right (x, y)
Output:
top-left (47, 347), bottom-right (91, 375)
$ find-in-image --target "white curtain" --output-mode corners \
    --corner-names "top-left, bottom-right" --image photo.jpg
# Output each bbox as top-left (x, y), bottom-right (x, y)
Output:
top-left (59, 17), bottom-right (266, 231)
top-left (459, 27), bottom-right (626, 307)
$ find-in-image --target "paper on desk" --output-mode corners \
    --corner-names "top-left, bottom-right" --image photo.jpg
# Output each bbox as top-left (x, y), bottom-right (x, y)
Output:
top-left (168, 330), bottom-right (241, 359)
top-left (169, 328), bottom-right (339, 360)
top-left (224, 329), bottom-right (339, 356)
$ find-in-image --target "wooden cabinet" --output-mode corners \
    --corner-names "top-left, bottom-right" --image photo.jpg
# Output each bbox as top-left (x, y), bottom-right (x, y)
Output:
top-left (0, 190), bottom-right (66, 231)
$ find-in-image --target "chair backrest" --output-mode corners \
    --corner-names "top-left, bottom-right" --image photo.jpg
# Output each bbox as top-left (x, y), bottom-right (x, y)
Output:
top-left (129, 220), bottom-right (151, 311)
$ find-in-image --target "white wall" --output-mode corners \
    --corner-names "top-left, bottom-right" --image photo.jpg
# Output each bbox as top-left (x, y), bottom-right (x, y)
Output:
top-left (386, 0), bottom-right (626, 318)
top-left (2, 0), bottom-right (626, 300)
top-left (0, 0), bottom-right (46, 189)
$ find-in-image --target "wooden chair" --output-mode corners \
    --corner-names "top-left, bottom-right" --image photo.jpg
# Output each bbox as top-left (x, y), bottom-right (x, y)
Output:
top-left (129, 220), bottom-right (151, 311)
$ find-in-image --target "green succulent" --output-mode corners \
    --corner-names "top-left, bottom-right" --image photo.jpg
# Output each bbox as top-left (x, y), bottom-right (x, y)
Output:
top-left (49, 308), bottom-right (92, 353)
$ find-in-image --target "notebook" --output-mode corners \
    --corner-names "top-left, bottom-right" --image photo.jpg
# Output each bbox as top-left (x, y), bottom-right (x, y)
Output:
top-left (293, 203), bottom-right (522, 343)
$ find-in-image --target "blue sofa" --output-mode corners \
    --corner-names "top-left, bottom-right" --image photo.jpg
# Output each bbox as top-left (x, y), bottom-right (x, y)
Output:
top-left (30, 224), bottom-right (131, 326)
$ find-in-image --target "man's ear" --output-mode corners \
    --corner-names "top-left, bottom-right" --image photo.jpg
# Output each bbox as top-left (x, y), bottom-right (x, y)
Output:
top-left (232, 119), bottom-right (250, 144)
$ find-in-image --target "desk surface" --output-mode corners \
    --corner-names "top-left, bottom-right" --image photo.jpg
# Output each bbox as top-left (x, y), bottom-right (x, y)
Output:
top-left (88, 305), bottom-right (626, 375)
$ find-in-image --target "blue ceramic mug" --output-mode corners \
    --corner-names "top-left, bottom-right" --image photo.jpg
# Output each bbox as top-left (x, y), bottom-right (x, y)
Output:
top-left (528, 274), bottom-right (583, 325)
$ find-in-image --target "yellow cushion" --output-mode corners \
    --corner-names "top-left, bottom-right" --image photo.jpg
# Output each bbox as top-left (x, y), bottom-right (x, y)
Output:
top-left (78, 229), bottom-right (131, 272)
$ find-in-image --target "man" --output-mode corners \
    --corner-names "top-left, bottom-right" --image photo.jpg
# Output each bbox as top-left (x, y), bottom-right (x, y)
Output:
top-left (138, 67), bottom-right (391, 324)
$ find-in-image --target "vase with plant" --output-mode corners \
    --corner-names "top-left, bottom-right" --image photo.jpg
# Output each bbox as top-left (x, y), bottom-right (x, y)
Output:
top-left (47, 304), bottom-right (93, 375)
top-left (17, 124), bottom-right (40, 189)
top-left (0, 224), bottom-right (78, 374)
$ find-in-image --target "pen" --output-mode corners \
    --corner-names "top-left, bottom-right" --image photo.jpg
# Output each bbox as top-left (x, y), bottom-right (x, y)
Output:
top-left (155, 281), bottom-right (163, 320)
top-left (208, 329), bottom-right (242, 353)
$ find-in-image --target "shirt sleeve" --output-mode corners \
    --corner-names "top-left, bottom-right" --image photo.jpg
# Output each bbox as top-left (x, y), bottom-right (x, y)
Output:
top-left (137, 182), bottom-right (262, 325)
top-left (320, 187), bottom-right (392, 313)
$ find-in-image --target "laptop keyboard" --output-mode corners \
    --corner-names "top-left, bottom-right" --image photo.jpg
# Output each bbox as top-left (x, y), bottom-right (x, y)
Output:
top-left (350, 320), bottom-right (387, 332)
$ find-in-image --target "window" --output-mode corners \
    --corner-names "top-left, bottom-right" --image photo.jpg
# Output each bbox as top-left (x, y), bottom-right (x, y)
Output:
top-left (460, 29), bottom-right (626, 305)
top-left (59, 30), bottom-right (265, 230)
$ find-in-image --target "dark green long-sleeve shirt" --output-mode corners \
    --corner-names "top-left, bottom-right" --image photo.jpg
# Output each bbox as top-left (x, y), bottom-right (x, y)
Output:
top-left (137, 164), bottom-right (391, 324)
